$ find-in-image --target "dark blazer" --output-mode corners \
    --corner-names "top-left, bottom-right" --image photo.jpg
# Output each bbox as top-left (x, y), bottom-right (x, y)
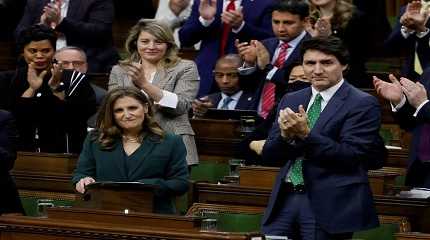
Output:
top-left (7, 68), bottom-right (96, 153)
top-left (0, 110), bottom-right (24, 215)
top-left (72, 133), bottom-right (189, 214)
top-left (385, 6), bottom-right (430, 80)
top-left (395, 68), bottom-right (430, 188)
top-left (15, 0), bottom-right (119, 73)
top-left (262, 82), bottom-right (385, 233)
top-left (179, 0), bottom-right (277, 97)
top-left (207, 91), bottom-right (256, 111)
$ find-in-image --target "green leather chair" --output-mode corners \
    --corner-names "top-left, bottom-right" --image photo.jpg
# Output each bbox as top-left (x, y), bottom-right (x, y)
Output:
top-left (190, 162), bottom-right (230, 183)
top-left (352, 223), bottom-right (399, 240)
top-left (216, 212), bottom-right (263, 232)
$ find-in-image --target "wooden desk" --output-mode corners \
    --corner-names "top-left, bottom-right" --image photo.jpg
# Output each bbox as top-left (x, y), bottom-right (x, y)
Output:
top-left (396, 232), bottom-right (430, 240)
top-left (194, 182), bottom-right (430, 233)
top-left (11, 152), bottom-right (78, 196)
top-left (191, 119), bottom-right (243, 163)
top-left (0, 207), bottom-right (262, 240)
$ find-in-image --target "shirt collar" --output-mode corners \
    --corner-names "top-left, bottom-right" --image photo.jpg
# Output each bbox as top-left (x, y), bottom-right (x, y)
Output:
top-left (311, 79), bottom-right (344, 103)
top-left (279, 30), bottom-right (307, 49)
top-left (221, 90), bottom-right (243, 101)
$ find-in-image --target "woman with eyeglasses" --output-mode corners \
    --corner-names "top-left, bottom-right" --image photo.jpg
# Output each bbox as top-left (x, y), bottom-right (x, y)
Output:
top-left (2, 24), bottom-right (96, 153)
top-left (108, 19), bottom-right (199, 166)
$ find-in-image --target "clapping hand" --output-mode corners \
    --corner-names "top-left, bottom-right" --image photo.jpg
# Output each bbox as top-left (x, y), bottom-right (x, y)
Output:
top-left (221, 6), bottom-right (244, 29)
top-left (48, 61), bottom-right (64, 91)
top-left (27, 62), bottom-right (47, 92)
top-left (40, 1), bottom-right (62, 28)
top-left (401, 0), bottom-right (429, 32)
top-left (122, 62), bottom-right (148, 89)
top-left (278, 106), bottom-right (310, 140)
top-left (306, 17), bottom-right (332, 37)
top-left (373, 74), bottom-right (404, 106)
top-left (169, 0), bottom-right (191, 16)
top-left (399, 77), bottom-right (428, 108)
top-left (192, 96), bottom-right (214, 117)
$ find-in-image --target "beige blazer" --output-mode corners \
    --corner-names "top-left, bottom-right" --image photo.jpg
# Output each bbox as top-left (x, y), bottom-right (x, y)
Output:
top-left (108, 59), bottom-right (200, 165)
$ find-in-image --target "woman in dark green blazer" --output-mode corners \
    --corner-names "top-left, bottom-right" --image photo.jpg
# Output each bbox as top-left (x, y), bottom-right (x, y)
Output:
top-left (72, 88), bottom-right (189, 214)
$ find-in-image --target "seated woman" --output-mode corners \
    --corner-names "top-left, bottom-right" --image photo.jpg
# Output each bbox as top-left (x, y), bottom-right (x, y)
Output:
top-left (72, 88), bottom-right (189, 214)
top-left (307, 0), bottom-right (371, 88)
top-left (0, 110), bottom-right (24, 215)
top-left (4, 24), bottom-right (96, 153)
top-left (108, 19), bottom-right (199, 166)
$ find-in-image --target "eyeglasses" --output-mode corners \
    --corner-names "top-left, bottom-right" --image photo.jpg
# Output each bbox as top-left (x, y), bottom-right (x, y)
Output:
top-left (213, 71), bottom-right (239, 79)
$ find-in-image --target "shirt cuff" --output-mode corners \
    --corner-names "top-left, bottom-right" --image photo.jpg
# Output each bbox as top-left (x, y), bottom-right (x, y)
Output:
top-left (232, 21), bottom-right (245, 33)
top-left (401, 25), bottom-right (414, 39)
top-left (391, 94), bottom-right (407, 112)
top-left (413, 99), bottom-right (429, 117)
top-left (238, 62), bottom-right (256, 75)
top-left (157, 90), bottom-right (178, 108)
top-left (199, 16), bottom-right (214, 27)
top-left (266, 66), bottom-right (279, 80)
top-left (416, 28), bottom-right (429, 38)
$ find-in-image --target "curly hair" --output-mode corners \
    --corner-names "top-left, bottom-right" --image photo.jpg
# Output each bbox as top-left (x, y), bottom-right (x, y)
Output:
top-left (94, 87), bottom-right (164, 150)
top-left (310, 0), bottom-right (355, 30)
top-left (16, 24), bottom-right (57, 55)
top-left (122, 19), bottom-right (180, 69)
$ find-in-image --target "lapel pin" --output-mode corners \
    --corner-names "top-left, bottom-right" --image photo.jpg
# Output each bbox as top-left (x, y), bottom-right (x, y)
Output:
top-left (248, 97), bottom-right (252, 101)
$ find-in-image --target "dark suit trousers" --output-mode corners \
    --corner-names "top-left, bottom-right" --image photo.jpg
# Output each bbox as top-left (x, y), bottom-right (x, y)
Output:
top-left (261, 182), bottom-right (353, 240)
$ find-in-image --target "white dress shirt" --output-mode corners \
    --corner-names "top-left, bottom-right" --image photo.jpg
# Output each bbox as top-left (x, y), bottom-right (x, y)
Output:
top-left (217, 90), bottom-right (243, 110)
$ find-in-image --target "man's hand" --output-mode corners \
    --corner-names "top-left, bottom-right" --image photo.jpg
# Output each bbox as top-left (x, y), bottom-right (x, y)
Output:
top-left (278, 106), bottom-right (310, 140)
top-left (373, 74), bottom-right (403, 105)
top-left (221, 7), bottom-right (244, 29)
top-left (75, 177), bottom-right (95, 194)
top-left (400, 77), bottom-right (428, 108)
top-left (254, 40), bottom-right (270, 70)
top-left (199, 0), bottom-right (217, 20)
top-left (235, 39), bottom-right (257, 65)
top-left (402, 1), bottom-right (429, 32)
top-left (40, 1), bottom-right (62, 27)
top-left (249, 140), bottom-right (266, 155)
top-left (192, 96), bottom-right (214, 117)
top-left (169, 0), bottom-right (191, 16)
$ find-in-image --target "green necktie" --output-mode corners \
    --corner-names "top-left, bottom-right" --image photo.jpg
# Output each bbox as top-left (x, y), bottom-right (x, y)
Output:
top-left (288, 93), bottom-right (322, 186)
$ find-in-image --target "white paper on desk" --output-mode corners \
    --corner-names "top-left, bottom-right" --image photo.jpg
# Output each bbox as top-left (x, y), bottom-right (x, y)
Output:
top-left (399, 188), bottom-right (430, 199)
top-left (264, 236), bottom-right (289, 240)
top-left (385, 145), bottom-right (402, 150)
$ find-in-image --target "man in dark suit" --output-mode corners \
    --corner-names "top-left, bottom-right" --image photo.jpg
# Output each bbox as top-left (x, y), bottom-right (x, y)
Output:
top-left (192, 54), bottom-right (256, 117)
top-left (385, 1), bottom-right (430, 80)
top-left (15, 0), bottom-right (119, 73)
top-left (0, 110), bottom-right (24, 215)
top-left (261, 37), bottom-right (385, 240)
top-left (179, 0), bottom-right (277, 97)
top-left (374, 69), bottom-right (430, 188)
top-left (237, 0), bottom-right (311, 119)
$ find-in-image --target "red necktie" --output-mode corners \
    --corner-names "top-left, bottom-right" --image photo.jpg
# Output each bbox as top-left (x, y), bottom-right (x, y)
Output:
top-left (220, 0), bottom-right (236, 56)
top-left (260, 43), bottom-right (289, 119)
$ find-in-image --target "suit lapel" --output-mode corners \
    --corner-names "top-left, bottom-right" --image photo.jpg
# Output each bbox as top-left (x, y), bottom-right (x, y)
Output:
top-left (312, 82), bottom-right (349, 131)
top-left (284, 33), bottom-right (311, 67)
top-left (152, 68), bottom-right (174, 90)
top-left (236, 91), bottom-right (255, 110)
top-left (67, 0), bottom-right (80, 18)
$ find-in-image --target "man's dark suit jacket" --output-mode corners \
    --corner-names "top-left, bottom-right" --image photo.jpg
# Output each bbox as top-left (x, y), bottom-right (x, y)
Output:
top-left (179, 0), bottom-right (276, 97)
top-left (0, 110), bottom-right (24, 215)
top-left (385, 6), bottom-right (430, 80)
top-left (395, 68), bottom-right (430, 188)
top-left (15, 0), bottom-right (119, 73)
top-left (261, 82), bottom-right (385, 233)
top-left (207, 91), bottom-right (256, 111)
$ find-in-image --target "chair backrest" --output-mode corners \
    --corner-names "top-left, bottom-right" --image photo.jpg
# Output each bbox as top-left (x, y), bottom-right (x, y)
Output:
top-left (352, 215), bottom-right (410, 240)
top-left (190, 162), bottom-right (230, 183)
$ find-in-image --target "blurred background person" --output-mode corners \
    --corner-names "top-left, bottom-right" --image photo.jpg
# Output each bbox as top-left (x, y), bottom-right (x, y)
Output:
top-left (306, 0), bottom-right (371, 88)
top-left (192, 54), bottom-right (257, 117)
top-left (0, 110), bottom-right (24, 216)
top-left (72, 87), bottom-right (189, 214)
top-left (155, 0), bottom-right (193, 47)
top-left (15, 0), bottom-right (119, 73)
top-left (109, 19), bottom-right (199, 166)
top-left (179, 0), bottom-right (277, 97)
top-left (4, 25), bottom-right (96, 153)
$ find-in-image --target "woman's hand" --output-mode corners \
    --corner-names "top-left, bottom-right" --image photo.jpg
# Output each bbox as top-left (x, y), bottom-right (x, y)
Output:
top-left (123, 62), bottom-right (148, 89)
top-left (48, 62), bottom-right (63, 90)
top-left (27, 62), bottom-right (47, 92)
top-left (75, 176), bottom-right (95, 193)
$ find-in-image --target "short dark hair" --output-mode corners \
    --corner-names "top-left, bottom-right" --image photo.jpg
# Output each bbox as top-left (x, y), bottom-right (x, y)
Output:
top-left (300, 36), bottom-right (350, 65)
top-left (16, 24), bottom-right (57, 54)
top-left (271, 0), bottom-right (310, 19)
